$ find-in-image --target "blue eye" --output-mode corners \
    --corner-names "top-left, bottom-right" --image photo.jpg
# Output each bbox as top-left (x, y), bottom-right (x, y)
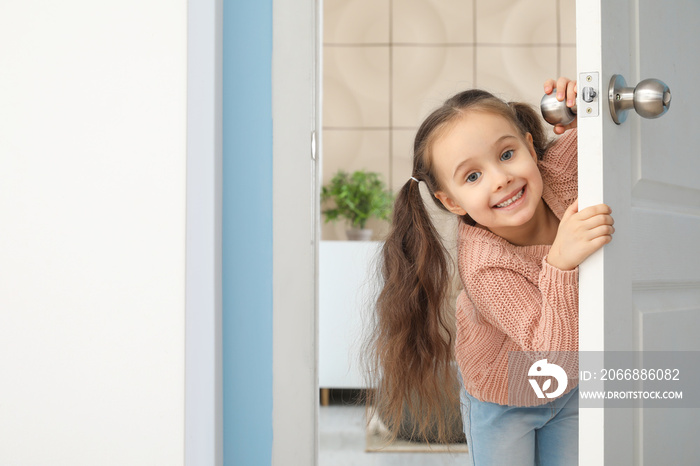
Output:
top-left (500, 150), bottom-right (514, 161)
top-left (466, 172), bottom-right (481, 183)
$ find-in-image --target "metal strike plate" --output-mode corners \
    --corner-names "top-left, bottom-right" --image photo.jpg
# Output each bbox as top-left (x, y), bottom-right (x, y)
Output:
top-left (578, 72), bottom-right (599, 118)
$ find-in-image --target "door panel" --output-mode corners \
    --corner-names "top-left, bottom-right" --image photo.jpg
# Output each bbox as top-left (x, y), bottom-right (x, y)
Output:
top-left (639, 1), bottom-right (700, 192)
top-left (632, 210), bottom-right (700, 283)
top-left (644, 409), bottom-right (698, 466)
top-left (578, 0), bottom-right (700, 463)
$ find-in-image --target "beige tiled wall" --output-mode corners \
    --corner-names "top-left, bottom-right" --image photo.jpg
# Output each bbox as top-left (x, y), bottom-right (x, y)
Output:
top-left (322, 0), bottom-right (576, 240)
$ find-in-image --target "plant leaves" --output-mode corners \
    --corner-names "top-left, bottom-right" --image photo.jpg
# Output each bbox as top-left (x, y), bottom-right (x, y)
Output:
top-left (320, 169), bottom-right (394, 229)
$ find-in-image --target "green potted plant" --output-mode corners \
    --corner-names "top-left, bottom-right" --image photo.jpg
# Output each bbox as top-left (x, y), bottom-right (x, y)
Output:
top-left (321, 170), bottom-right (394, 240)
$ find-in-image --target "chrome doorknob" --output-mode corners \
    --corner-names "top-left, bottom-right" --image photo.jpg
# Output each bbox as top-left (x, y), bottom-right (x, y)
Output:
top-left (608, 75), bottom-right (671, 125)
top-left (540, 90), bottom-right (577, 126)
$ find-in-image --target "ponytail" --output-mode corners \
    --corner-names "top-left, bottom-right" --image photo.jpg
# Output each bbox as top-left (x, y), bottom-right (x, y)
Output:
top-left (362, 177), bottom-right (461, 444)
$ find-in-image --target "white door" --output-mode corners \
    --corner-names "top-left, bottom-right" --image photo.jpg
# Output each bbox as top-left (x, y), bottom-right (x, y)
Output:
top-left (577, 1), bottom-right (700, 464)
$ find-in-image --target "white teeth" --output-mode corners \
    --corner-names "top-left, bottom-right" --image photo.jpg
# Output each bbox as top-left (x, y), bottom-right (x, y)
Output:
top-left (495, 188), bottom-right (524, 208)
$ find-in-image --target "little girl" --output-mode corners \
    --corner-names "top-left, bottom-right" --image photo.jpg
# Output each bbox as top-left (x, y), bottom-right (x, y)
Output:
top-left (364, 78), bottom-right (614, 464)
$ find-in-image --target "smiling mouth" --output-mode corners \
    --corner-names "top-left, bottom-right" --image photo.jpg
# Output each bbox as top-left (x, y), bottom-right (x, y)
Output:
top-left (494, 187), bottom-right (525, 208)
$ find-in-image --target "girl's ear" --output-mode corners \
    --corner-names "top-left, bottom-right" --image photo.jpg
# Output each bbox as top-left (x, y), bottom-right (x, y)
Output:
top-left (434, 190), bottom-right (467, 216)
top-left (525, 132), bottom-right (537, 161)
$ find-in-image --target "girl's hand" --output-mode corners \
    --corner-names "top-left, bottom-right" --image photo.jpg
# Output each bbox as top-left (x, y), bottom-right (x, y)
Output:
top-left (544, 77), bottom-right (577, 135)
top-left (546, 199), bottom-right (615, 271)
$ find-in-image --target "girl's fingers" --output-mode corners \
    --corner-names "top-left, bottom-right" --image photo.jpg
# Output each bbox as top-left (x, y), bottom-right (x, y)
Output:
top-left (544, 79), bottom-right (556, 94)
top-left (566, 80), bottom-right (577, 107)
top-left (576, 203), bottom-right (612, 221)
top-left (580, 214), bottom-right (614, 233)
top-left (544, 77), bottom-right (575, 102)
top-left (591, 234), bottom-right (613, 248)
top-left (556, 77), bottom-right (570, 100)
top-left (587, 224), bottom-right (616, 239)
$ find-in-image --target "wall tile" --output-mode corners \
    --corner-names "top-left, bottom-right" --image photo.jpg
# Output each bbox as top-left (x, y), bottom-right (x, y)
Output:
top-left (560, 45), bottom-right (577, 83)
top-left (559, 0), bottom-right (576, 45)
top-left (476, 0), bottom-right (557, 44)
top-left (391, 129), bottom-right (415, 192)
top-left (323, 46), bottom-right (390, 127)
top-left (322, 130), bottom-right (391, 184)
top-left (475, 45), bottom-right (557, 109)
top-left (392, 0), bottom-right (474, 44)
top-left (324, 0), bottom-right (390, 44)
top-left (392, 46), bottom-right (475, 127)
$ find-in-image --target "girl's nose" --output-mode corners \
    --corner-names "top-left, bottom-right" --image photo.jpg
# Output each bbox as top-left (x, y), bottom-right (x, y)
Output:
top-left (492, 170), bottom-right (513, 191)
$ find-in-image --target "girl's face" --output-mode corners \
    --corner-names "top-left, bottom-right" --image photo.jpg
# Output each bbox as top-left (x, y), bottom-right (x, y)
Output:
top-left (432, 111), bottom-right (544, 237)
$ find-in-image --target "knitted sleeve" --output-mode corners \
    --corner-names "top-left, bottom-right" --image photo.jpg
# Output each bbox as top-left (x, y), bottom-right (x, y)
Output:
top-left (539, 128), bottom-right (578, 209)
top-left (466, 257), bottom-right (579, 353)
top-left (543, 128), bottom-right (577, 170)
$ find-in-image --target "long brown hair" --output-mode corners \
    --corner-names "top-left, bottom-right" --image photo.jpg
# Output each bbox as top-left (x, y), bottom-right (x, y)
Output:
top-left (362, 89), bottom-right (551, 443)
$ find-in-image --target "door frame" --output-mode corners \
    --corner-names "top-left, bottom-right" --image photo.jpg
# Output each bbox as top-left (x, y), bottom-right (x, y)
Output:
top-left (271, 0), bottom-right (321, 464)
top-left (268, 1), bottom-right (608, 464)
top-left (186, 0), bottom-right (223, 464)
top-left (577, 0), bottom-right (606, 462)
top-left (577, 0), bottom-right (635, 464)
top-left (269, 0), bottom-right (639, 463)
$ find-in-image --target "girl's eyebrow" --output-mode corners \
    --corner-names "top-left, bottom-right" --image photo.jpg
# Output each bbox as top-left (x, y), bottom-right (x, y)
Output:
top-left (453, 158), bottom-right (474, 181)
top-left (494, 134), bottom-right (517, 146)
top-left (452, 134), bottom-right (518, 181)
top-left (452, 158), bottom-right (471, 180)
top-left (493, 134), bottom-right (517, 147)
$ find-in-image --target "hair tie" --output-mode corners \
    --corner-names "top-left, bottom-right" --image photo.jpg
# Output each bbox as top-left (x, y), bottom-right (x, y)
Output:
top-left (410, 176), bottom-right (420, 183)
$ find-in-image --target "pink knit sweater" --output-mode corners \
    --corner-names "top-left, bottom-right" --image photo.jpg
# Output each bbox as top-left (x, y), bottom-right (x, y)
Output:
top-left (454, 129), bottom-right (579, 406)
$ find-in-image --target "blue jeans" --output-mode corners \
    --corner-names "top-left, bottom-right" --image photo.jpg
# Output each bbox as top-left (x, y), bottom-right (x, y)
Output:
top-left (459, 382), bottom-right (579, 465)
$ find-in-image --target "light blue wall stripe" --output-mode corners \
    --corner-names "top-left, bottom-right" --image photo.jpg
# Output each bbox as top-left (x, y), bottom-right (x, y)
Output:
top-left (222, 1), bottom-right (273, 465)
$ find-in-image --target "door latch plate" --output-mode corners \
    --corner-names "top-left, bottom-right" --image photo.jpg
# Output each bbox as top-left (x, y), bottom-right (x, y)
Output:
top-left (578, 72), bottom-right (599, 118)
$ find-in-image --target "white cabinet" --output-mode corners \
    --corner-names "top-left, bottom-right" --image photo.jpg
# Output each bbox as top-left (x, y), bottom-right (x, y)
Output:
top-left (319, 240), bottom-right (382, 389)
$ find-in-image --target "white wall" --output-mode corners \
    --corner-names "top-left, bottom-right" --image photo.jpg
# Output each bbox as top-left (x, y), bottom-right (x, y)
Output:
top-left (0, 2), bottom-right (189, 464)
